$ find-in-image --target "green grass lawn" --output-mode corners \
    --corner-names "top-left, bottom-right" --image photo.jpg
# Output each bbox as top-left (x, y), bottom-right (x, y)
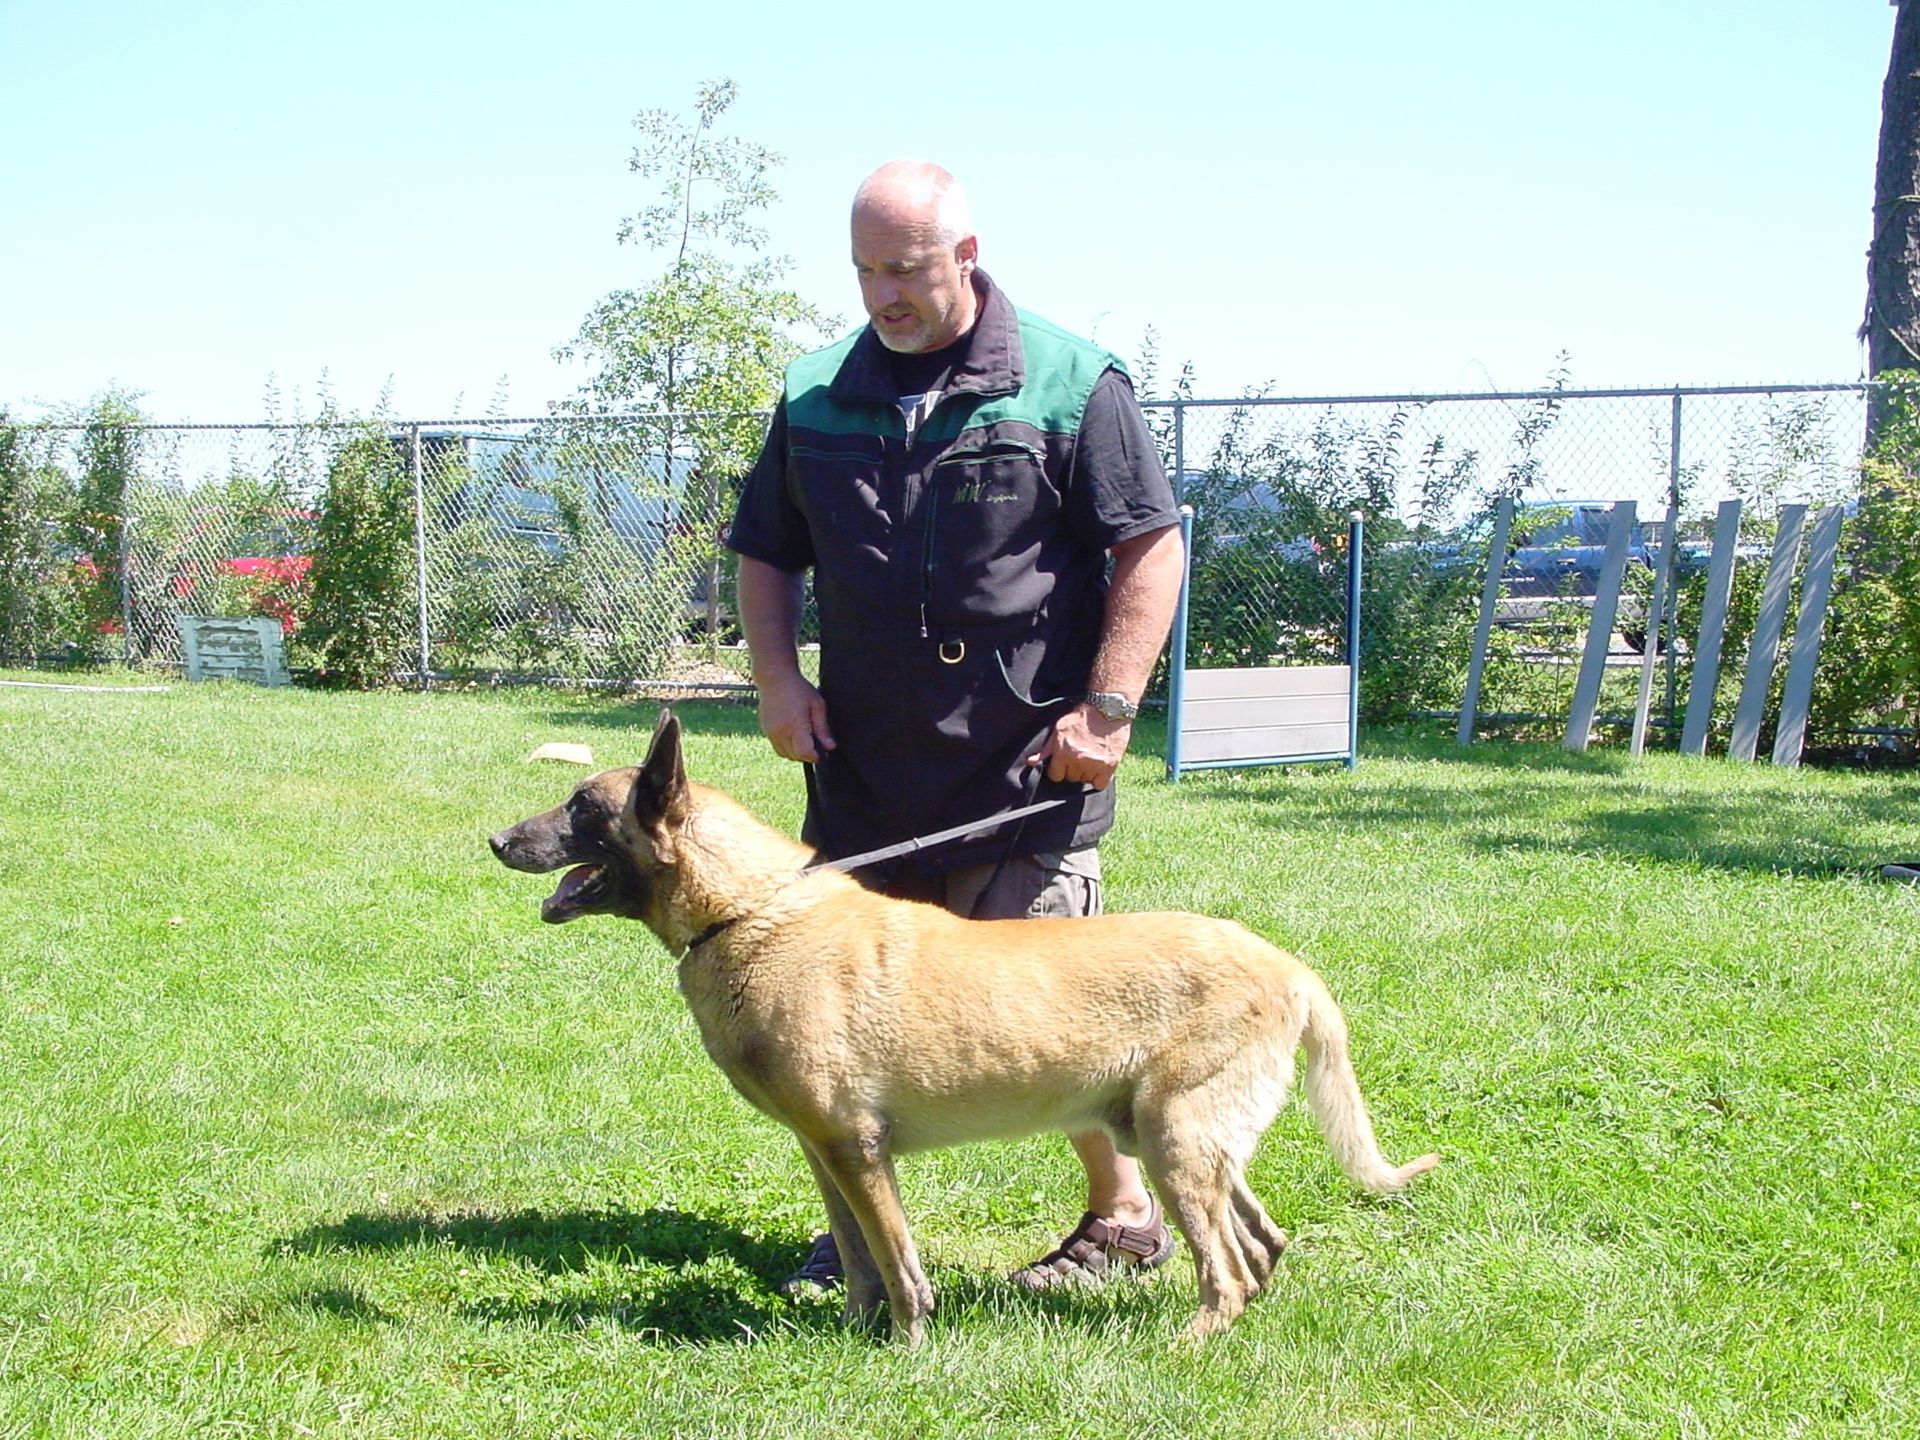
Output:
top-left (1, 670), bottom-right (1915, 1438)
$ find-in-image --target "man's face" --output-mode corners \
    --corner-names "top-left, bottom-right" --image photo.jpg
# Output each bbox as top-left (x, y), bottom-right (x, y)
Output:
top-left (851, 203), bottom-right (978, 354)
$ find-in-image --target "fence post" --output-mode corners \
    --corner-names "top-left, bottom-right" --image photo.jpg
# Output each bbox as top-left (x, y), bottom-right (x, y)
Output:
top-left (1172, 401), bottom-right (1186, 501)
top-left (409, 424), bottom-right (431, 691)
top-left (1662, 390), bottom-right (1684, 725)
top-left (1166, 505), bottom-right (1195, 783)
top-left (118, 510), bottom-right (135, 666)
top-left (1345, 511), bottom-right (1363, 770)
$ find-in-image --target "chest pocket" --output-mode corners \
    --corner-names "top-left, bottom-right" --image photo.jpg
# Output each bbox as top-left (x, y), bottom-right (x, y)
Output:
top-left (790, 440), bottom-right (894, 562)
top-left (923, 439), bottom-right (1060, 624)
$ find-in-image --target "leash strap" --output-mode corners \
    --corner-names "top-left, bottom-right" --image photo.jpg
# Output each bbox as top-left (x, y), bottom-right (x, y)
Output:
top-left (801, 795), bottom-right (1070, 876)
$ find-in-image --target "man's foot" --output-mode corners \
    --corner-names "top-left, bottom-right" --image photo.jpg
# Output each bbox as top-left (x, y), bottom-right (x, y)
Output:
top-left (1008, 1202), bottom-right (1176, 1291)
top-left (776, 1231), bottom-right (844, 1298)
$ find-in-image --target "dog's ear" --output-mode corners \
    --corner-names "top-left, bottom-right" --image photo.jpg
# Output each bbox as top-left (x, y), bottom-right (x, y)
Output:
top-left (632, 708), bottom-right (689, 829)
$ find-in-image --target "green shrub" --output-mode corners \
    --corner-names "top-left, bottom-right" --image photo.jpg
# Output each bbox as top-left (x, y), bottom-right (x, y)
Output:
top-left (0, 416), bottom-right (83, 662)
top-left (295, 427), bottom-right (416, 688)
top-left (1811, 374), bottom-right (1920, 749)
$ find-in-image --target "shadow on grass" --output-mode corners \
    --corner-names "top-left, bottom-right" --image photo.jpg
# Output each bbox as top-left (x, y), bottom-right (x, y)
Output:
top-left (460, 1273), bottom-right (786, 1344)
top-left (285, 1285), bottom-right (399, 1326)
top-left (272, 1203), bottom-right (1180, 1343)
top-left (1178, 729), bottom-right (1912, 881)
top-left (278, 1203), bottom-right (793, 1277)
top-left (275, 1203), bottom-right (813, 1343)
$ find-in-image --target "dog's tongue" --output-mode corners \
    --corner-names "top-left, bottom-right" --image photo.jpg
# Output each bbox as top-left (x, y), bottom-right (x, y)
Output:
top-left (550, 864), bottom-right (599, 905)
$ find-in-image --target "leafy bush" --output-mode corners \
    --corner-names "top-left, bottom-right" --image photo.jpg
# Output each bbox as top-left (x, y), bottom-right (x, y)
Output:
top-left (295, 427), bottom-right (416, 688)
top-left (0, 394), bottom-right (150, 663)
top-left (1811, 373), bottom-right (1920, 751)
top-left (0, 416), bottom-right (84, 661)
top-left (66, 395), bottom-right (140, 648)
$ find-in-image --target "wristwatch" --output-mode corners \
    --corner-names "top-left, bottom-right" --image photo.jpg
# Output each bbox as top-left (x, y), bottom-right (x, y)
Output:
top-left (1083, 690), bottom-right (1139, 722)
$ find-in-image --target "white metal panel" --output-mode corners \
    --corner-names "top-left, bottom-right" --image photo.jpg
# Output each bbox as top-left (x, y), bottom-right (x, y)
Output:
top-left (1729, 503), bottom-right (1808, 763)
top-left (1771, 504), bottom-right (1845, 767)
top-left (1459, 495), bottom-right (1515, 745)
top-left (1183, 692), bottom-right (1349, 731)
top-left (1180, 665), bottom-right (1351, 701)
top-left (1181, 721), bottom-right (1354, 764)
top-left (1564, 501), bottom-right (1636, 752)
top-left (1679, 499), bottom-right (1743, 757)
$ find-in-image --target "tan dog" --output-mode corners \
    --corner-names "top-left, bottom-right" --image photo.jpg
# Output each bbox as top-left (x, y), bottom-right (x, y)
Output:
top-left (489, 711), bottom-right (1439, 1343)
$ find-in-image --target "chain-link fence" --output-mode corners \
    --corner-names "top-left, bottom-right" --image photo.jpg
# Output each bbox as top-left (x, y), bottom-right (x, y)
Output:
top-left (1143, 383), bottom-right (1878, 745)
top-left (0, 383), bottom-right (1893, 747)
top-left (0, 415), bottom-right (741, 688)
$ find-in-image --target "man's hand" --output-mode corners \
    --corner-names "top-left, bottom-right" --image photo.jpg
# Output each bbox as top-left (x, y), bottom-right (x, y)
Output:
top-left (736, 556), bottom-right (834, 764)
top-left (1029, 703), bottom-right (1132, 789)
top-left (757, 671), bottom-right (836, 764)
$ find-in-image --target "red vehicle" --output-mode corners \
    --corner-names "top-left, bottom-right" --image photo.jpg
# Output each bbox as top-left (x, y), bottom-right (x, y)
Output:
top-left (168, 510), bottom-right (315, 631)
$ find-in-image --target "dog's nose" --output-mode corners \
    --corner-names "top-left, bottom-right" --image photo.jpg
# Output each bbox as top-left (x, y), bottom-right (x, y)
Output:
top-left (488, 831), bottom-right (512, 859)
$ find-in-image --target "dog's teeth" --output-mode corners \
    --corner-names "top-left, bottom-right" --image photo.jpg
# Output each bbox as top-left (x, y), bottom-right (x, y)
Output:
top-left (552, 864), bottom-right (599, 902)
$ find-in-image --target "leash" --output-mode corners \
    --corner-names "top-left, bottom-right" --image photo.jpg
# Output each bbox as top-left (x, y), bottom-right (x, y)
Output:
top-left (681, 783), bottom-right (1074, 955)
top-left (680, 794), bottom-right (1069, 956)
top-left (800, 794), bottom-right (1070, 876)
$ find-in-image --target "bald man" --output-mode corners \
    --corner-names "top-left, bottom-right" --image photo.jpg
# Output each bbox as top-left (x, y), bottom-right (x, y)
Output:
top-left (727, 160), bottom-right (1185, 1296)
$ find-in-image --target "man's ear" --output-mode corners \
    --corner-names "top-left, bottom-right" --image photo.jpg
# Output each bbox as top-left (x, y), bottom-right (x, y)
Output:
top-left (632, 708), bottom-right (689, 827)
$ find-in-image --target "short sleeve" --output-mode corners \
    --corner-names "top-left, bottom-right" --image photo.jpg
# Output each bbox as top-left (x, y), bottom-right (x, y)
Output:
top-left (1062, 370), bottom-right (1181, 551)
top-left (724, 398), bottom-right (816, 571)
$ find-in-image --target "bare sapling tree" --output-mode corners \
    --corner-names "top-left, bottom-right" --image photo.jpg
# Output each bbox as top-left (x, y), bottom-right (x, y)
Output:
top-left (556, 78), bottom-right (831, 655)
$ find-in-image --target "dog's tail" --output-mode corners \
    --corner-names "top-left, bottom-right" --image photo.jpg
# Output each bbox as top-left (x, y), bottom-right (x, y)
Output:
top-left (1298, 974), bottom-right (1441, 1193)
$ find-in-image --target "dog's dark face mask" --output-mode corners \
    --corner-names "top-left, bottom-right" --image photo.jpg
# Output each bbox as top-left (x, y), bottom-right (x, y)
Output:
top-left (489, 710), bottom-right (689, 928)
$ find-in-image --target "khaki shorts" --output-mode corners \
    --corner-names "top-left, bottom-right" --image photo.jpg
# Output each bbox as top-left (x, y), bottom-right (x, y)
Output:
top-left (884, 847), bottom-right (1103, 921)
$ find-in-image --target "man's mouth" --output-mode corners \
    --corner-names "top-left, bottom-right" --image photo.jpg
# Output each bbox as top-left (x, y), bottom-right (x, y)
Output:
top-left (542, 863), bottom-right (605, 923)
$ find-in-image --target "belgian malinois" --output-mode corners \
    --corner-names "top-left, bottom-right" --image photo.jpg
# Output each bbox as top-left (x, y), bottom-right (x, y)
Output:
top-left (489, 710), bottom-right (1439, 1343)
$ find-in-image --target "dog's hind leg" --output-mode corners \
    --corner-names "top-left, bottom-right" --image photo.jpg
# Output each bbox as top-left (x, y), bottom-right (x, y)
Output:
top-left (809, 1135), bottom-right (936, 1346)
top-left (1228, 1173), bottom-right (1288, 1289)
top-left (1136, 1123), bottom-right (1255, 1340)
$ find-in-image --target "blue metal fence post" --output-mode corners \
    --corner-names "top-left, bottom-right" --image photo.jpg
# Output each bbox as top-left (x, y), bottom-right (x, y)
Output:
top-left (409, 424), bottom-right (431, 691)
top-left (1166, 505), bottom-right (1195, 783)
top-left (1345, 511), bottom-right (1363, 770)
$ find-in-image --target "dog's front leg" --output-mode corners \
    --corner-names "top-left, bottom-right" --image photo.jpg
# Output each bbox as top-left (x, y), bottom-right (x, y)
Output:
top-left (797, 1138), bottom-right (887, 1325)
top-left (809, 1135), bottom-right (934, 1346)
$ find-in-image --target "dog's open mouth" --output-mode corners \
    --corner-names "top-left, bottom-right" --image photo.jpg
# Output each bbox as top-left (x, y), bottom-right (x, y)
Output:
top-left (542, 863), bottom-right (605, 923)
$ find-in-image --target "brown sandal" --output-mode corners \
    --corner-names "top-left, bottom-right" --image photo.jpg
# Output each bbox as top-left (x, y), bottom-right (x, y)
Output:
top-left (1009, 1202), bottom-right (1176, 1291)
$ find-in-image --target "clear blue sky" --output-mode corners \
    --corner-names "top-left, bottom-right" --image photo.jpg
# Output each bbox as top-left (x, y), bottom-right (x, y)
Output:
top-left (0, 0), bottom-right (1897, 422)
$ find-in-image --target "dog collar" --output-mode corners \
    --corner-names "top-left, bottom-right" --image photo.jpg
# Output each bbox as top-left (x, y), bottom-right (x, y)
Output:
top-left (681, 918), bottom-right (737, 955)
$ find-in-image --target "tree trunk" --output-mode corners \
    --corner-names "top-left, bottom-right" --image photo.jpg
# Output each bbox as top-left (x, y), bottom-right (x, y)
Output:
top-left (1866, 0), bottom-right (1920, 440)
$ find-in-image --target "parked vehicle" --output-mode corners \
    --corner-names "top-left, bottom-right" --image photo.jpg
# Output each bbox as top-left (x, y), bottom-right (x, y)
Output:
top-left (1493, 501), bottom-right (1650, 624)
top-left (1419, 501), bottom-right (1675, 650)
top-left (168, 509), bottom-right (315, 629)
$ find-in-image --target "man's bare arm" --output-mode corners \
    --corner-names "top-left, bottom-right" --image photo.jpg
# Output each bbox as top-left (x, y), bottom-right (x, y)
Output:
top-left (737, 556), bottom-right (835, 763)
top-left (1031, 523), bottom-right (1185, 789)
